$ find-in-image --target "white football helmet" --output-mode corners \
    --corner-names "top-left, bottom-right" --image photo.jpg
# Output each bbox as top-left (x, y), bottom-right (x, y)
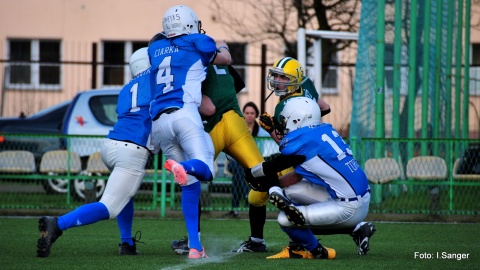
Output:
top-left (279, 97), bottom-right (321, 135)
top-left (129, 47), bottom-right (150, 77)
top-left (162, 5), bottom-right (201, 38)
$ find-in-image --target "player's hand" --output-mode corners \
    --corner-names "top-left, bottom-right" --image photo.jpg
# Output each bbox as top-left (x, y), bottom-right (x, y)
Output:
top-left (259, 113), bottom-right (275, 133)
top-left (245, 167), bottom-right (279, 192)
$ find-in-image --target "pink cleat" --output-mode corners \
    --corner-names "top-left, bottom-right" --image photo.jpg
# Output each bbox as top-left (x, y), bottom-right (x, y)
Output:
top-left (188, 247), bottom-right (208, 259)
top-left (164, 159), bottom-right (188, 186)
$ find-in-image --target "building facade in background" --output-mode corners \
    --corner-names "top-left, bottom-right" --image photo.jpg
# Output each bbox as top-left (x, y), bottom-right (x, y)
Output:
top-left (0, 0), bottom-right (478, 137)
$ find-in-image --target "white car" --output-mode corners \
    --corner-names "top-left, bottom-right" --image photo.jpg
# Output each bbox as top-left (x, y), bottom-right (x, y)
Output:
top-left (63, 89), bottom-right (121, 157)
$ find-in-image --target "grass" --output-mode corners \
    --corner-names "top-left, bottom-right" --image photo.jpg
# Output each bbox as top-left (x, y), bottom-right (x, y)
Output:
top-left (1, 217), bottom-right (479, 270)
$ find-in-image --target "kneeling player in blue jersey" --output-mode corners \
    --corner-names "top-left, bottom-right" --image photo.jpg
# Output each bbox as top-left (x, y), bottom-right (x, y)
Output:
top-left (246, 97), bottom-right (376, 259)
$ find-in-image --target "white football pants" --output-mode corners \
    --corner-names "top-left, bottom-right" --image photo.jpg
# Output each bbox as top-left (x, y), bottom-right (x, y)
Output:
top-left (151, 103), bottom-right (215, 185)
top-left (100, 138), bottom-right (150, 218)
top-left (278, 180), bottom-right (370, 229)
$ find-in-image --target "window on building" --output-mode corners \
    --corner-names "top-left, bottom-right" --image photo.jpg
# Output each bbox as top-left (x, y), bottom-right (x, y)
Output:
top-left (102, 41), bottom-right (148, 87)
top-left (228, 42), bottom-right (247, 91)
top-left (470, 43), bottom-right (480, 96)
top-left (7, 39), bottom-right (61, 89)
top-left (305, 44), bottom-right (339, 94)
top-left (321, 64), bottom-right (338, 94)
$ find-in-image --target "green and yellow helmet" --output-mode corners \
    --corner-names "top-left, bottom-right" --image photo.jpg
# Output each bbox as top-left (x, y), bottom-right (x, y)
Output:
top-left (267, 57), bottom-right (305, 96)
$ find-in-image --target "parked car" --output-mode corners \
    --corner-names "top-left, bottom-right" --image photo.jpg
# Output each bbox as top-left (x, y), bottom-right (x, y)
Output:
top-left (0, 89), bottom-right (121, 200)
top-left (0, 100), bottom-right (71, 161)
top-left (0, 88), bottom-right (236, 200)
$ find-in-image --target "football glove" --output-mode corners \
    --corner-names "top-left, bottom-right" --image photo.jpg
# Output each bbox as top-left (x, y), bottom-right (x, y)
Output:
top-left (245, 168), bottom-right (280, 192)
top-left (259, 113), bottom-right (275, 134)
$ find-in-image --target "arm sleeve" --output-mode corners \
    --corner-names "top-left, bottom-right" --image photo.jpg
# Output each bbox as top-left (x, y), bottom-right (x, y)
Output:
top-left (262, 154), bottom-right (306, 176)
top-left (228, 65), bottom-right (245, 93)
top-left (321, 108), bottom-right (331, 116)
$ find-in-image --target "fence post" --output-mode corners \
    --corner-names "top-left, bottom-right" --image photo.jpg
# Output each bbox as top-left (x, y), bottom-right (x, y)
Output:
top-left (91, 43), bottom-right (97, 89)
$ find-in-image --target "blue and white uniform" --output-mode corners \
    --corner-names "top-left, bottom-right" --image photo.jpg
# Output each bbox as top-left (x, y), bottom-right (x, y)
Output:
top-left (148, 34), bottom-right (216, 182)
top-left (149, 34), bottom-right (216, 117)
top-left (147, 33), bottom-right (217, 253)
top-left (278, 123), bottom-right (371, 230)
top-left (106, 68), bottom-right (153, 148)
top-left (55, 68), bottom-right (152, 237)
top-left (101, 67), bottom-right (153, 218)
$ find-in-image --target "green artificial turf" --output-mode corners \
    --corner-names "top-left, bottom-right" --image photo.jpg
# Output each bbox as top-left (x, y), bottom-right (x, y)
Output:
top-left (1, 217), bottom-right (478, 270)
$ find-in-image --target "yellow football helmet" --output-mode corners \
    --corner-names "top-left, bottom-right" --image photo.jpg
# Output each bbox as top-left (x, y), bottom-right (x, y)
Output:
top-left (267, 57), bottom-right (305, 96)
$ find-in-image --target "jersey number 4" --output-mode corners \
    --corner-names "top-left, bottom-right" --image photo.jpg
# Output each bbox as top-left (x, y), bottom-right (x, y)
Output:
top-left (155, 56), bottom-right (174, 93)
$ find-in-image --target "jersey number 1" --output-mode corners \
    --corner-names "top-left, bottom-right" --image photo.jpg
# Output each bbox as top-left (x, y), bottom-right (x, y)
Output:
top-left (321, 130), bottom-right (353, 161)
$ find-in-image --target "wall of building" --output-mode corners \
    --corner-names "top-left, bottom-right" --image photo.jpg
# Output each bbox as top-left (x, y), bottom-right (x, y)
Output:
top-left (0, 0), bottom-right (477, 137)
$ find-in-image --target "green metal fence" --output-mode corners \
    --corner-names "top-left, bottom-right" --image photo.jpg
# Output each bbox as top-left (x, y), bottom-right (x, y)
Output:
top-left (1, 134), bottom-right (479, 219)
top-left (353, 137), bottom-right (480, 215)
top-left (0, 134), bottom-right (281, 216)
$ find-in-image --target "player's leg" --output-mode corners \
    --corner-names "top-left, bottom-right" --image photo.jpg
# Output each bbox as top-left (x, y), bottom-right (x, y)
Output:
top-left (162, 148), bottom-right (204, 257)
top-left (117, 198), bottom-right (141, 255)
top-left (280, 183), bottom-right (375, 255)
top-left (272, 227), bottom-right (335, 260)
top-left (169, 113), bottom-right (227, 255)
top-left (222, 111), bottom-right (268, 252)
top-left (350, 193), bottom-right (376, 255)
top-left (165, 105), bottom-right (215, 184)
top-left (37, 140), bottom-right (148, 257)
top-left (157, 107), bottom-right (211, 258)
top-left (100, 141), bottom-right (148, 254)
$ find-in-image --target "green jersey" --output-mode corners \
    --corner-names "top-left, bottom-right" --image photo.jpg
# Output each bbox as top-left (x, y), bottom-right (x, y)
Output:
top-left (202, 65), bottom-right (243, 133)
top-left (273, 76), bottom-right (319, 123)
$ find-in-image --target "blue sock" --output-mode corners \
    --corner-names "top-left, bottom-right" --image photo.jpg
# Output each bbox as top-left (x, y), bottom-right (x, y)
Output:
top-left (57, 202), bottom-right (110, 231)
top-left (181, 181), bottom-right (202, 250)
top-left (282, 227), bottom-right (318, 251)
top-left (180, 159), bottom-right (212, 181)
top-left (117, 198), bottom-right (134, 246)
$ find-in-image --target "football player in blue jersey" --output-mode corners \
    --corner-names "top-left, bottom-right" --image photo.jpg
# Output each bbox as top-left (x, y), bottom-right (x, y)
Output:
top-left (36, 47), bottom-right (154, 258)
top-left (147, 5), bottom-right (231, 259)
top-left (246, 97), bottom-right (376, 259)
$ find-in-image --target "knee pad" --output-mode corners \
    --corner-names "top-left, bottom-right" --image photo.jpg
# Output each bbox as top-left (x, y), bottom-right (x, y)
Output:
top-left (247, 189), bottom-right (269, 207)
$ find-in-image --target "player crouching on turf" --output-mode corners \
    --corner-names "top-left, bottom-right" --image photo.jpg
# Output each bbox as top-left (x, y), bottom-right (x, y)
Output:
top-left (245, 97), bottom-right (376, 259)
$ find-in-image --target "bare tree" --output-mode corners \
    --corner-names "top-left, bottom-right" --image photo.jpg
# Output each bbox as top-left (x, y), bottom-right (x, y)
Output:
top-left (210, 0), bottom-right (360, 77)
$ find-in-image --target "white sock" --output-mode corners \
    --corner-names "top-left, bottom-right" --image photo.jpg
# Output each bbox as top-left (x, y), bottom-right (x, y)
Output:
top-left (269, 186), bottom-right (283, 196)
top-left (250, 236), bottom-right (264, 243)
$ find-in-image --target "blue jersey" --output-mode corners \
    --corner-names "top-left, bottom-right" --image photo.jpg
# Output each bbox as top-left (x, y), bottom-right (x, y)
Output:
top-left (279, 123), bottom-right (369, 199)
top-left (148, 34), bottom-right (217, 118)
top-left (106, 68), bottom-right (153, 147)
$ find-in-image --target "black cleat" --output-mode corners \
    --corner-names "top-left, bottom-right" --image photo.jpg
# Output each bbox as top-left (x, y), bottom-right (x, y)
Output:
top-left (223, 210), bottom-right (239, 218)
top-left (232, 237), bottom-right (267, 253)
top-left (170, 236), bottom-right (189, 255)
top-left (119, 231), bottom-right (143, 255)
top-left (269, 191), bottom-right (305, 226)
top-left (352, 222), bottom-right (376, 255)
top-left (37, 216), bottom-right (63, 258)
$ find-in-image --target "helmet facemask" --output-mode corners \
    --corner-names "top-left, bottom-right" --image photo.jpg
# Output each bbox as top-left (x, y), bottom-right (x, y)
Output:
top-left (274, 115), bottom-right (288, 140)
top-left (267, 69), bottom-right (303, 96)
